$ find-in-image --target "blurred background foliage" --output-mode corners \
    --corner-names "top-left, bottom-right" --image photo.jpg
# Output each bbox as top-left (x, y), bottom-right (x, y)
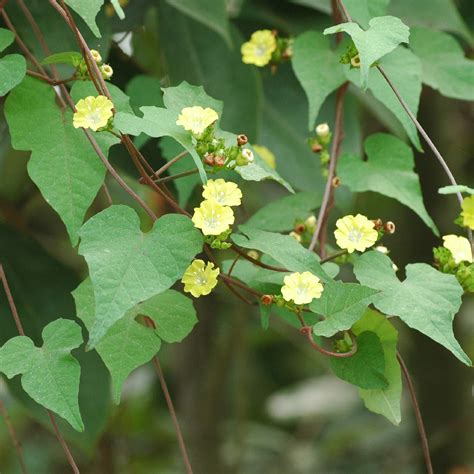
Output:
top-left (0, 0), bottom-right (473, 472)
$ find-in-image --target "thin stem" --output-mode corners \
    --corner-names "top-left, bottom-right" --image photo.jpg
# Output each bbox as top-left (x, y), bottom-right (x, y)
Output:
top-left (320, 249), bottom-right (347, 263)
top-left (152, 169), bottom-right (198, 184)
top-left (152, 151), bottom-right (188, 179)
top-left (397, 352), bottom-right (434, 474)
top-left (300, 326), bottom-right (358, 358)
top-left (0, 264), bottom-right (80, 473)
top-left (230, 245), bottom-right (287, 272)
top-left (0, 398), bottom-right (29, 474)
top-left (219, 274), bottom-right (263, 298)
top-left (309, 82), bottom-right (349, 252)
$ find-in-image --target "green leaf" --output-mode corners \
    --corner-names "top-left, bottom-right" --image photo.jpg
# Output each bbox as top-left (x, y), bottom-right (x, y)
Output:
top-left (354, 310), bottom-right (402, 425)
top-left (343, 0), bottom-right (390, 28)
top-left (388, 0), bottom-right (473, 46)
top-left (330, 331), bottom-right (388, 389)
top-left (310, 282), bottom-right (379, 337)
top-left (244, 192), bottom-right (322, 233)
top-left (64, 0), bottom-right (103, 37)
top-left (324, 16), bottom-right (410, 90)
top-left (439, 184), bottom-right (474, 196)
top-left (410, 28), bottom-right (474, 101)
top-left (110, 0), bottom-right (126, 19)
top-left (0, 319), bottom-right (84, 431)
top-left (346, 47), bottom-right (423, 150)
top-left (292, 31), bottom-right (346, 130)
top-left (232, 225), bottom-right (331, 283)
top-left (338, 133), bottom-right (438, 234)
top-left (0, 28), bottom-right (26, 97)
top-left (354, 251), bottom-right (471, 366)
top-left (164, 0), bottom-right (231, 46)
top-left (4, 77), bottom-right (119, 245)
top-left (41, 51), bottom-right (83, 66)
top-left (78, 205), bottom-right (203, 347)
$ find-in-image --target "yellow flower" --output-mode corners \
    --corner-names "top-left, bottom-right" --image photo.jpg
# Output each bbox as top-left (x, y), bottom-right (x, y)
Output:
top-left (461, 196), bottom-right (474, 229)
top-left (442, 235), bottom-right (473, 264)
top-left (100, 64), bottom-right (113, 79)
top-left (241, 30), bottom-right (277, 67)
top-left (289, 231), bottom-right (302, 243)
top-left (334, 214), bottom-right (378, 253)
top-left (181, 259), bottom-right (220, 298)
top-left (254, 145), bottom-right (276, 169)
top-left (176, 106), bottom-right (219, 135)
top-left (202, 179), bottom-right (242, 207)
top-left (281, 271), bottom-right (324, 305)
top-left (90, 49), bottom-right (102, 63)
top-left (192, 200), bottom-right (235, 235)
top-left (73, 95), bottom-right (114, 131)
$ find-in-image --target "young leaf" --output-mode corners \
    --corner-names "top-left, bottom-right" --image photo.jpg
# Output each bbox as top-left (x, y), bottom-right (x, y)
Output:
top-left (232, 225), bottom-right (331, 283)
top-left (354, 251), bottom-right (471, 366)
top-left (355, 310), bottom-right (401, 425)
top-left (324, 16), bottom-right (410, 90)
top-left (346, 47), bottom-right (422, 150)
top-left (439, 184), bottom-right (474, 196)
top-left (338, 133), bottom-right (438, 234)
top-left (310, 281), bottom-right (379, 337)
top-left (5, 77), bottom-right (119, 245)
top-left (78, 205), bottom-right (203, 347)
top-left (0, 28), bottom-right (26, 96)
top-left (41, 51), bottom-right (83, 66)
top-left (410, 27), bottom-right (474, 101)
top-left (330, 331), bottom-right (388, 389)
top-left (244, 192), bottom-right (322, 233)
top-left (292, 31), bottom-right (346, 130)
top-left (64, 0), bottom-right (103, 38)
top-left (0, 319), bottom-right (84, 431)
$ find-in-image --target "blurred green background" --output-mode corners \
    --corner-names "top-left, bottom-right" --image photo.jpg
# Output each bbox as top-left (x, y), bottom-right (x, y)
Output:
top-left (0, 0), bottom-right (473, 472)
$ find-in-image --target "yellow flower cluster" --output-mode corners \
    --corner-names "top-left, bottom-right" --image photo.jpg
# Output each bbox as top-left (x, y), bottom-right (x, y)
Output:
top-left (334, 214), bottom-right (378, 253)
top-left (461, 196), bottom-right (474, 229)
top-left (442, 235), bottom-right (473, 264)
top-left (192, 179), bottom-right (241, 236)
top-left (281, 271), bottom-right (324, 305)
top-left (176, 106), bottom-right (219, 136)
top-left (241, 30), bottom-right (277, 67)
top-left (181, 259), bottom-right (220, 298)
top-left (73, 95), bottom-right (114, 131)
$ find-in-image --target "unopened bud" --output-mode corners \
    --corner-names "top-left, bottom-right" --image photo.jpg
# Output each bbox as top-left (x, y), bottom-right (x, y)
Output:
top-left (242, 148), bottom-right (254, 162)
top-left (384, 221), bottom-right (396, 234)
top-left (375, 245), bottom-right (389, 254)
top-left (90, 49), bottom-right (102, 63)
top-left (294, 223), bottom-right (305, 234)
top-left (332, 176), bottom-right (341, 188)
top-left (100, 64), bottom-right (113, 79)
top-left (315, 123), bottom-right (330, 138)
top-left (247, 250), bottom-right (259, 260)
top-left (204, 153), bottom-right (215, 166)
top-left (289, 231), bottom-right (302, 243)
top-left (372, 218), bottom-right (383, 231)
top-left (237, 134), bottom-right (248, 146)
top-left (305, 215), bottom-right (317, 231)
top-left (214, 155), bottom-right (226, 167)
top-left (261, 294), bottom-right (273, 306)
top-left (350, 54), bottom-right (361, 68)
top-left (392, 263), bottom-right (399, 272)
top-left (281, 47), bottom-right (293, 60)
top-left (311, 142), bottom-right (323, 153)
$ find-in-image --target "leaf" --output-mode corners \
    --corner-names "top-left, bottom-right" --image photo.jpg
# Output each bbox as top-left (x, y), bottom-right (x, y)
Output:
top-left (4, 77), bottom-right (119, 245)
top-left (410, 27), bottom-right (474, 101)
top-left (231, 225), bottom-right (331, 283)
top-left (343, 0), bottom-right (390, 28)
top-left (346, 47), bottom-right (423, 150)
top-left (310, 282), bottom-right (379, 337)
top-left (292, 31), bottom-right (346, 130)
top-left (164, 0), bottom-right (231, 46)
top-left (330, 331), bottom-right (388, 389)
top-left (78, 205), bottom-right (203, 347)
top-left (324, 16), bottom-right (410, 90)
top-left (388, 0), bottom-right (473, 46)
top-left (439, 184), bottom-right (474, 196)
top-left (353, 251), bottom-right (471, 366)
top-left (110, 0), bottom-right (126, 19)
top-left (338, 133), bottom-right (438, 234)
top-left (41, 51), bottom-right (83, 66)
top-left (244, 192), bottom-right (322, 233)
top-left (0, 319), bottom-right (84, 431)
top-left (355, 310), bottom-right (402, 425)
top-left (0, 28), bottom-right (26, 97)
top-left (64, 0), bottom-right (103, 37)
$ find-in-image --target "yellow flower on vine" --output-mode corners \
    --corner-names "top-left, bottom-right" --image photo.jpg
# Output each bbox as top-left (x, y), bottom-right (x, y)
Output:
top-left (192, 200), bottom-right (235, 235)
top-left (442, 235), bottom-right (473, 264)
top-left (202, 179), bottom-right (242, 207)
top-left (100, 64), bottom-right (113, 79)
top-left (241, 30), bottom-right (277, 67)
top-left (90, 49), bottom-right (102, 63)
top-left (181, 259), bottom-right (220, 297)
top-left (281, 271), bottom-right (324, 305)
top-left (254, 145), bottom-right (276, 169)
top-left (461, 196), bottom-right (474, 229)
top-left (176, 106), bottom-right (219, 135)
top-left (334, 214), bottom-right (378, 253)
top-left (72, 95), bottom-right (114, 131)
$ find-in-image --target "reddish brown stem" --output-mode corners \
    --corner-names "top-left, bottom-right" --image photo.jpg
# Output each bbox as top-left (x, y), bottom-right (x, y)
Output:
top-left (300, 326), bottom-right (358, 358)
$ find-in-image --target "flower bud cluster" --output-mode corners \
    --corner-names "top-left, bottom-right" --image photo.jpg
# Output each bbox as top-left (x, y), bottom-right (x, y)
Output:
top-left (309, 123), bottom-right (332, 177)
top-left (76, 49), bottom-right (114, 81)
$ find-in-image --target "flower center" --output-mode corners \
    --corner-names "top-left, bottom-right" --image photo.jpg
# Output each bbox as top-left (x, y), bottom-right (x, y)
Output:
top-left (347, 228), bottom-right (362, 243)
top-left (204, 209), bottom-right (221, 229)
top-left (86, 111), bottom-right (102, 125)
top-left (255, 44), bottom-right (267, 57)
